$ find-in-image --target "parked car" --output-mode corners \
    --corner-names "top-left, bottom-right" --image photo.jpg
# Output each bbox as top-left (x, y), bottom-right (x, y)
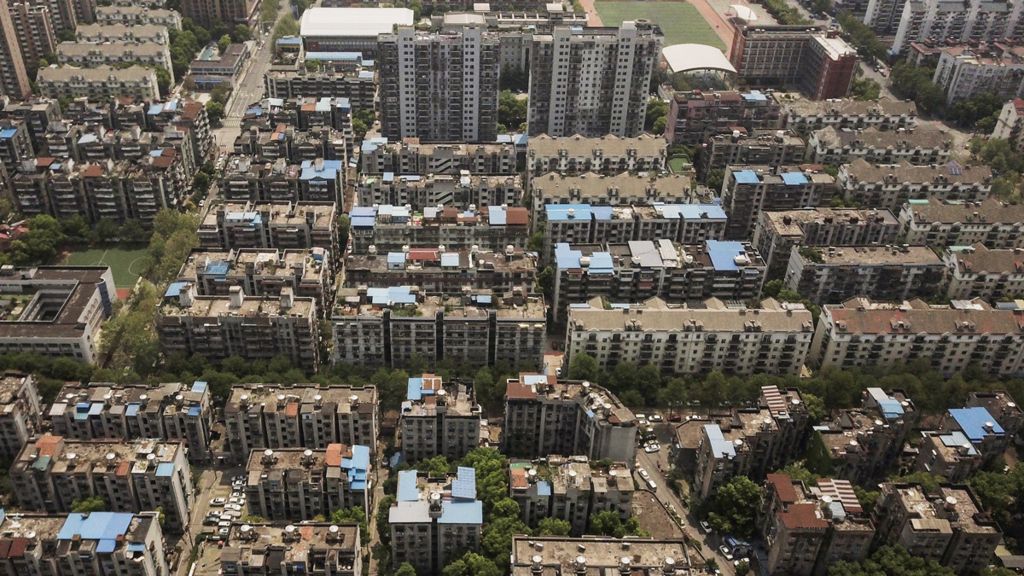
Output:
top-left (203, 517), bottom-right (219, 526)
top-left (218, 527), bottom-right (230, 536)
top-left (700, 521), bottom-right (713, 534)
top-left (638, 468), bottom-right (650, 480)
top-left (209, 498), bottom-right (226, 506)
top-left (225, 504), bottom-right (243, 511)
top-left (646, 479), bottom-right (657, 491)
top-left (649, 414), bottom-right (664, 422)
top-left (218, 521), bottom-right (232, 528)
top-left (718, 546), bottom-right (733, 561)
top-left (644, 443), bottom-right (661, 453)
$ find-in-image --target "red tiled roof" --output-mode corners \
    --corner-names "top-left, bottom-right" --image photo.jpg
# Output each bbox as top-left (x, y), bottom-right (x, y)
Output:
top-left (407, 249), bottom-right (439, 262)
top-left (510, 467), bottom-right (528, 490)
top-left (505, 380), bottom-right (538, 400)
top-left (325, 443), bottom-right (350, 467)
top-left (505, 207), bottom-right (529, 226)
top-left (81, 164), bottom-right (104, 178)
top-left (780, 502), bottom-right (828, 530)
top-left (285, 401), bottom-right (299, 417)
top-left (767, 473), bottom-right (799, 504)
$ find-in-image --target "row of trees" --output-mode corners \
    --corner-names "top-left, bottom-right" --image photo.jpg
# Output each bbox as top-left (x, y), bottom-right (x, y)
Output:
top-left (890, 60), bottom-right (1004, 128)
top-left (972, 138), bottom-right (1024, 204)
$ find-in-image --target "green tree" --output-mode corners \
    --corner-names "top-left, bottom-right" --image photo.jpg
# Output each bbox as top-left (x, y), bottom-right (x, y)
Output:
top-left (376, 495), bottom-right (395, 544)
top-left (9, 214), bottom-right (66, 265)
top-left (492, 497), bottom-right (520, 519)
top-left (644, 98), bottom-right (668, 132)
top-left (71, 496), bottom-right (107, 513)
top-left (393, 563), bottom-right (417, 576)
top-left (589, 510), bottom-right (647, 537)
top-left (420, 455), bottom-right (451, 477)
top-left (568, 353), bottom-right (598, 381)
top-left (459, 448), bottom-right (509, 513)
top-left (338, 214), bottom-right (350, 251)
top-left (481, 516), bottom-right (529, 570)
top-left (154, 67), bottom-right (171, 97)
top-left (206, 101), bottom-right (225, 126)
top-left (735, 560), bottom-right (750, 576)
top-left (330, 507), bottom-right (368, 542)
top-left (218, 34), bottom-right (232, 53)
top-left (498, 90), bottom-right (528, 132)
top-left (442, 552), bottom-right (501, 576)
top-left (231, 24), bottom-right (252, 43)
top-left (534, 517), bottom-right (571, 536)
top-left (850, 77), bottom-right (881, 101)
top-left (837, 12), bottom-right (887, 62)
top-left (701, 476), bottom-right (762, 538)
top-left (272, 14), bottom-right (300, 42)
top-left (828, 545), bottom-right (955, 576)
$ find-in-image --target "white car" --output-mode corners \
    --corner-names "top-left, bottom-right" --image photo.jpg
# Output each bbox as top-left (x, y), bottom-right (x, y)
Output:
top-left (638, 468), bottom-right (650, 480)
top-left (646, 479), bottom-right (657, 491)
top-left (644, 443), bottom-right (661, 453)
top-left (650, 414), bottom-right (664, 422)
top-left (228, 497), bottom-right (243, 504)
top-left (218, 521), bottom-right (232, 528)
top-left (225, 504), bottom-right (243, 511)
top-left (719, 546), bottom-right (733, 561)
top-left (635, 414), bottom-right (647, 421)
top-left (218, 527), bottom-right (230, 536)
top-left (700, 521), bottom-right (713, 534)
top-left (209, 498), bottom-right (226, 506)
top-left (231, 491), bottom-right (244, 499)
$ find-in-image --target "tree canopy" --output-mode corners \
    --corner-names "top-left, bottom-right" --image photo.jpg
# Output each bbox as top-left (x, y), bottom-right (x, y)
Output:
top-left (701, 476), bottom-right (762, 538)
top-left (828, 545), bottom-right (955, 576)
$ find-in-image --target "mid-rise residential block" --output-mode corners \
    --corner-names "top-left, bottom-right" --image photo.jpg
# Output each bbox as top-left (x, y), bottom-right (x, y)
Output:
top-left (809, 126), bottom-right (953, 165)
top-left (722, 165), bottom-right (838, 240)
top-left (944, 244), bottom-right (1024, 300)
top-left (666, 89), bottom-right (783, 146)
top-left (245, 444), bottom-right (371, 520)
top-left (509, 457), bottom-right (633, 534)
top-left (781, 96), bottom-right (917, 134)
top-left (400, 375), bottom-right (481, 462)
top-left (0, 372), bottom-right (40, 459)
top-left (838, 159), bottom-right (993, 212)
top-left (510, 536), bottom-right (692, 575)
top-left (526, 133), bottom-right (667, 177)
top-left (898, 198), bottom-right (1024, 248)
top-left (348, 204), bottom-right (529, 254)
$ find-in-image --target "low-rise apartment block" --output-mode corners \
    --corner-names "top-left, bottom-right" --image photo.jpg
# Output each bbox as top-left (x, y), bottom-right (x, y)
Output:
top-left (944, 244), bottom-right (1024, 300)
top-left (0, 120), bottom-right (32, 176)
top-left (503, 374), bottom-right (637, 463)
top-left (722, 165), bottom-right (838, 240)
top-left (525, 133), bottom-right (666, 177)
top-left (873, 483), bottom-right (1000, 573)
top-left (331, 286), bottom-right (545, 370)
top-left (400, 375), bottom-right (481, 462)
top-left (761, 474), bottom-right (874, 576)
top-left (781, 95), bottom-right (917, 134)
top-left (176, 248), bottom-right (331, 313)
top-left (529, 172), bottom-right (692, 216)
top-left (812, 297), bottom-right (1024, 376)
top-left (688, 385), bottom-right (809, 499)
top-left (11, 435), bottom-right (194, 532)
top-left (808, 126), bottom-right (954, 165)
top-left (359, 135), bottom-right (517, 175)
top-left (75, 23), bottom-right (169, 45)
top-left (0, 511), bottom-right (169, 576)
top-left (49, 380), bottom-right (212, 461)
top-left (188, 42), bottom-right (251, 90)
top-left (814, 388), bottom-right (917, 484)
top-left (94, 5), bottom-right (181, 28)
top-left (785, 244), bottom-right (946, 304)
top-left (348, 204), bottom-right (529, 254)
top-left (245, 444), bottom-right (371, 519)
top-left (509, 457), bottom-right (634, 534)
top-left (0, 266), bottom-right (117, 363)
top-left (0, 372), bottom-right (41, 459)
top-left (198, 201), bottom-right (339, 260)
top-left (389, 467), bottom-right (483, 575)
top-left (699, 130), bottom-right (806, 176)
top-left (993, 97), bottom-right (1024, 151)
top-left (37, 66), bottom-right (159, 101)
top-left (157, 284), bottom-right (320, 371)
top-left (264, 67), bottom-right (376, 112)
top-left (838, 159), bottom-right (993, 211)
top-left (510, 536), bottom-right (691, 575)
top-left (542, 203), bottom-right (726, 259)
top-left (565, 297), bottom-right (814, 376)
top-left (666, 89), bottom-right (783, 146)
top-left (916, 398), bottom-right (1020, 481)
top-left (899, 198), bottom-right (1024, 248)
top-left (553, 240), bottom-right (766, 321)
top-left (211, 523), bottom-right (361, 576)
top-left (56, 42), bottom-right (173, 82)
top-left (966, 390), bottom-right (1023, 439)
top-left (220, 157), bottom-right (345, 204)
top-left (344, 246), bottom-right (536, 296)
top-left (753, 208), bottom-right (901, 279)
top-left (356, 172), bottom-right (522, 210)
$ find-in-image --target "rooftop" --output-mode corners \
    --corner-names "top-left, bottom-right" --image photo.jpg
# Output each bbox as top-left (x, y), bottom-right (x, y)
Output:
top-left (813, 126), bottom-right (952, 149)
top-left (662, 43), bottom-right (736, 74)
top-left (511, 536), bottom-right (688, 575)
top-left (824, 297), bottom-right (1024, 335)
top-left (763, 207), bottom-right (898, 237)
top-left (389, 467), bottom-right (483, 525)
top-left (531, 172), bottom-right (691, 201)
top-left (948, 244), bottom-right (1024, 275)
top-left (844, 158), bottom-right (991, 184)
top-left (245, 444), bottom-right (370, 490)
top-left (527, 133), bottom-right (666, 159)
top-left (402, 374), bottom-right (479, 418)
top-left (208, 522), bottom-right (360, 575)
top-left (15, 434), bottom-right (183, 476)
top-left (299, 7), bottom-right (414, 38)
top-left (504, 374), bottom-right (636, 428)
top-left (0, 373), bottom-right (32, 405)
top-left (50, 381), bottom-right (208, 420)
top-left (905, 198), bottom-right (1024, 224)
top-left (782, 95), bottom-right (917, 117)
top-left (37, 65), bottom-right (156, 83)
top-left (224, 384), bottom-right (376, 416)
top-left (801, 245), bottom-right (942, 266)
top-left (568, 296), bottom-right (813, 332)
top-left (160, 290), bottom-right (314, 318)
top-left (554, 239), bottom-right (764, 273)
top-left (0, 266), bottom-right (114, 339)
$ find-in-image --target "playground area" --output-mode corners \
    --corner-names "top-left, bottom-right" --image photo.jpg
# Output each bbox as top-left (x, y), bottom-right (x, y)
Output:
top-left (595, 1), bottom-right (727, 50)
top-left (62, 247), bottom-right (149, 298)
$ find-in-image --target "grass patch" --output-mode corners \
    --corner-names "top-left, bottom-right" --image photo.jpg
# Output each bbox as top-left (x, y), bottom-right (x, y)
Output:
top-left (595, 1), bottom-right (725, 50)
top-left (62, 247), bottom-right (149, 288)
top-left (668, 156), bottom-right (690, 173)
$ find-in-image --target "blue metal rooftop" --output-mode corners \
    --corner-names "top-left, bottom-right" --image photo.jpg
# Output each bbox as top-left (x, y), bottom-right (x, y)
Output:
top-left (732, 170), bottom-right (760, 185)
top-left (949, 407), bottom-right (1005, 443)
top-left (397, 469), bottom-right (419, 502)
top-left (866, 388), bottom-right (904, 420)
top-left (705, 424), bottom-right (736, 459)
top-left (57, 512), bottom-right (134, 545)
top-left (555, 243), bottom-right (582, 270)
top-left (707, 240), bottom-right (747, 272)
top-left (781, 172), bottom-right (808, 186)
top-left (439, 500), bottom-right (483, 524)
top-left (452, 467), bottom-right (476, 500)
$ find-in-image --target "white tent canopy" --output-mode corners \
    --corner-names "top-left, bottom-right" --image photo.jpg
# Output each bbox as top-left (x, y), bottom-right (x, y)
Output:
top-left (662, 44), bottom-right (737, 74)
top-left (731, 4), bottom-right (758, 21)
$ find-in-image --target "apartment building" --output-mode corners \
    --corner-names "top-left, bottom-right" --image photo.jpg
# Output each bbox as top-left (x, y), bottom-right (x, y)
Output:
top-left (225, 384), bottom-right (378, 459)
top-left (781, 95), bottom-right (917, 134)
top-left (0, 511), bottom-right (169, 576)
top-left (542, 203), bottom-right (726, 259)
top-left (198, 201), bottom-right (339, 260)
top-left (992, 97), bottom-right (1024, 150)
top-left (49, 380), bottom-right (213, 461)
top-left (56, 42), bottom-right (173, 82)
top-left (349, 204), bottom-right (529, 254)
top-left (565, 297), bottom-right (814, 376)
top-left (900, 198), bottom-right (1024, 249)
top-left (965, 390), bottom-right (1023, 438)
top-left (916, 397), bottom-right (1020, 481)
top-left (400, 375), bottom-right (481, 462)
top-left (552, 240), bottom-right (767, 322)
top-left (678, 386), bottom-right (805, 496)
top-left (510, 536), bottom-right (691, 575)
top-left (814, 388), bottom-right (917, 484)
top-left (530, 172), bottom-right (693, 216)
top-left (721, 165), bottom-right (838, 240)
top-left (699, 130), bottom-right (806, 177)
top-left (812, 297), bottom-right (1024, 376)
top-left (873, 483), bottom-right (1000, 573)
top-left (245, 444), bottom-right (371, 520)
top-left (239, 97), bottom-right (354, 143)
top-left (11, 435), bottom-right (194, 532)
top-left (157, 284), bottom-right (320, 371)
top-left (264, 68), bottom-right (376, 111)
top-left (0, 99), bottom-right (60, 152)
top-left (219, 157), bottom-right (344, 204)
top-left (0, 120), bottom-right (31, 176)
top-left (761, 474), bottom-right (874, 576)
top-left (0, 372), bottom-right (40, 459)
top-left (665, 89), bottom-right (783, 146)
top-left (181, 0), bottom-right (256, 26)
top-left (729, 24), bottom-right (858, 100)
top-left (785, 244), bottom-right (946, 304)
top-left (0, 0), bottom-right (29, 100)
top-left (378, 26), bottom-right (499, 142)
top-left (839, 159), bottom-right (992, 213)
top-left (809, 126), bottom-right (954, 165)
top-left (331, 286), bottom-right (545, 370)
top-left (94, 5), bottom-right (180, 28)
top-left (916, 429), bottom-right (985, 481)
top-left (891, 0), bottom-right (1024, 54)
top-left (230, 125), bottom-right (348, 165)
top-left (509, 457), bottom-right (634, 535)
top-left (359, 135), bottom-right (517, 175)
top-left (344, 245), bottom-right (536, 296)
top-left (503, 374), bottom-right (637, 463)
top-left (389, 468), bottom-right (483, 575)
top-left (75, 23), bottom-right (168, 45)
top-left (527, 22), bottom-right (662, 137)
top-left (525, 133), bottom-right (667, 177)
top-left (213, 523), bottom-right (361, 576)
top-left (944, 244), bottom-right (1024, 300)
top-left (8, 2), bottom-right (55, 71)
top-left (753, 208), bottom-right (901, 279)
top-left (0, 266), bottom-right (117, 364)
top-left (930, 44), bottom-right (1024, 105)
top-left (37, 65), bottom-right (159, 100)
top-left (356, 172), bottom-right (522, 210)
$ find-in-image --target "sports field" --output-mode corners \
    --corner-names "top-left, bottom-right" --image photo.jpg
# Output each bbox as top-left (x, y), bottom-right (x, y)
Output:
top-left (63, 247), bottom-right (149, 290)
top-left (595, 1), bottom-right (726, 50)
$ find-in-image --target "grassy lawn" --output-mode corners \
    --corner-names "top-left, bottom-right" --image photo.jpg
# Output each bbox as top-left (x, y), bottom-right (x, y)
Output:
top-left (63, 247), bottom-right (149, 288)
top-left (668, 156), bottom-right (690, 173)
top-left (595, 1), bottom-right (725, 50)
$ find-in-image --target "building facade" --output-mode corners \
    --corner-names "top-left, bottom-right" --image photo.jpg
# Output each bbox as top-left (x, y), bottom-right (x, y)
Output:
top-left (0, 372), bottom-right (41, 459)
top-left (245, 444), bottom-right (371, 520)
top-left (722, 166), bottom-right (838, 240)
top-left (784, 245), bottom-right (946, 304)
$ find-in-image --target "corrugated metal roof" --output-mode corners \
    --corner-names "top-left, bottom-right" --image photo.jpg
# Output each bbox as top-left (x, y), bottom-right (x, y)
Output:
top-left (949, 407), bottom-right (1004, 442)
top-left (397, 469), bottom-right (420, 502)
